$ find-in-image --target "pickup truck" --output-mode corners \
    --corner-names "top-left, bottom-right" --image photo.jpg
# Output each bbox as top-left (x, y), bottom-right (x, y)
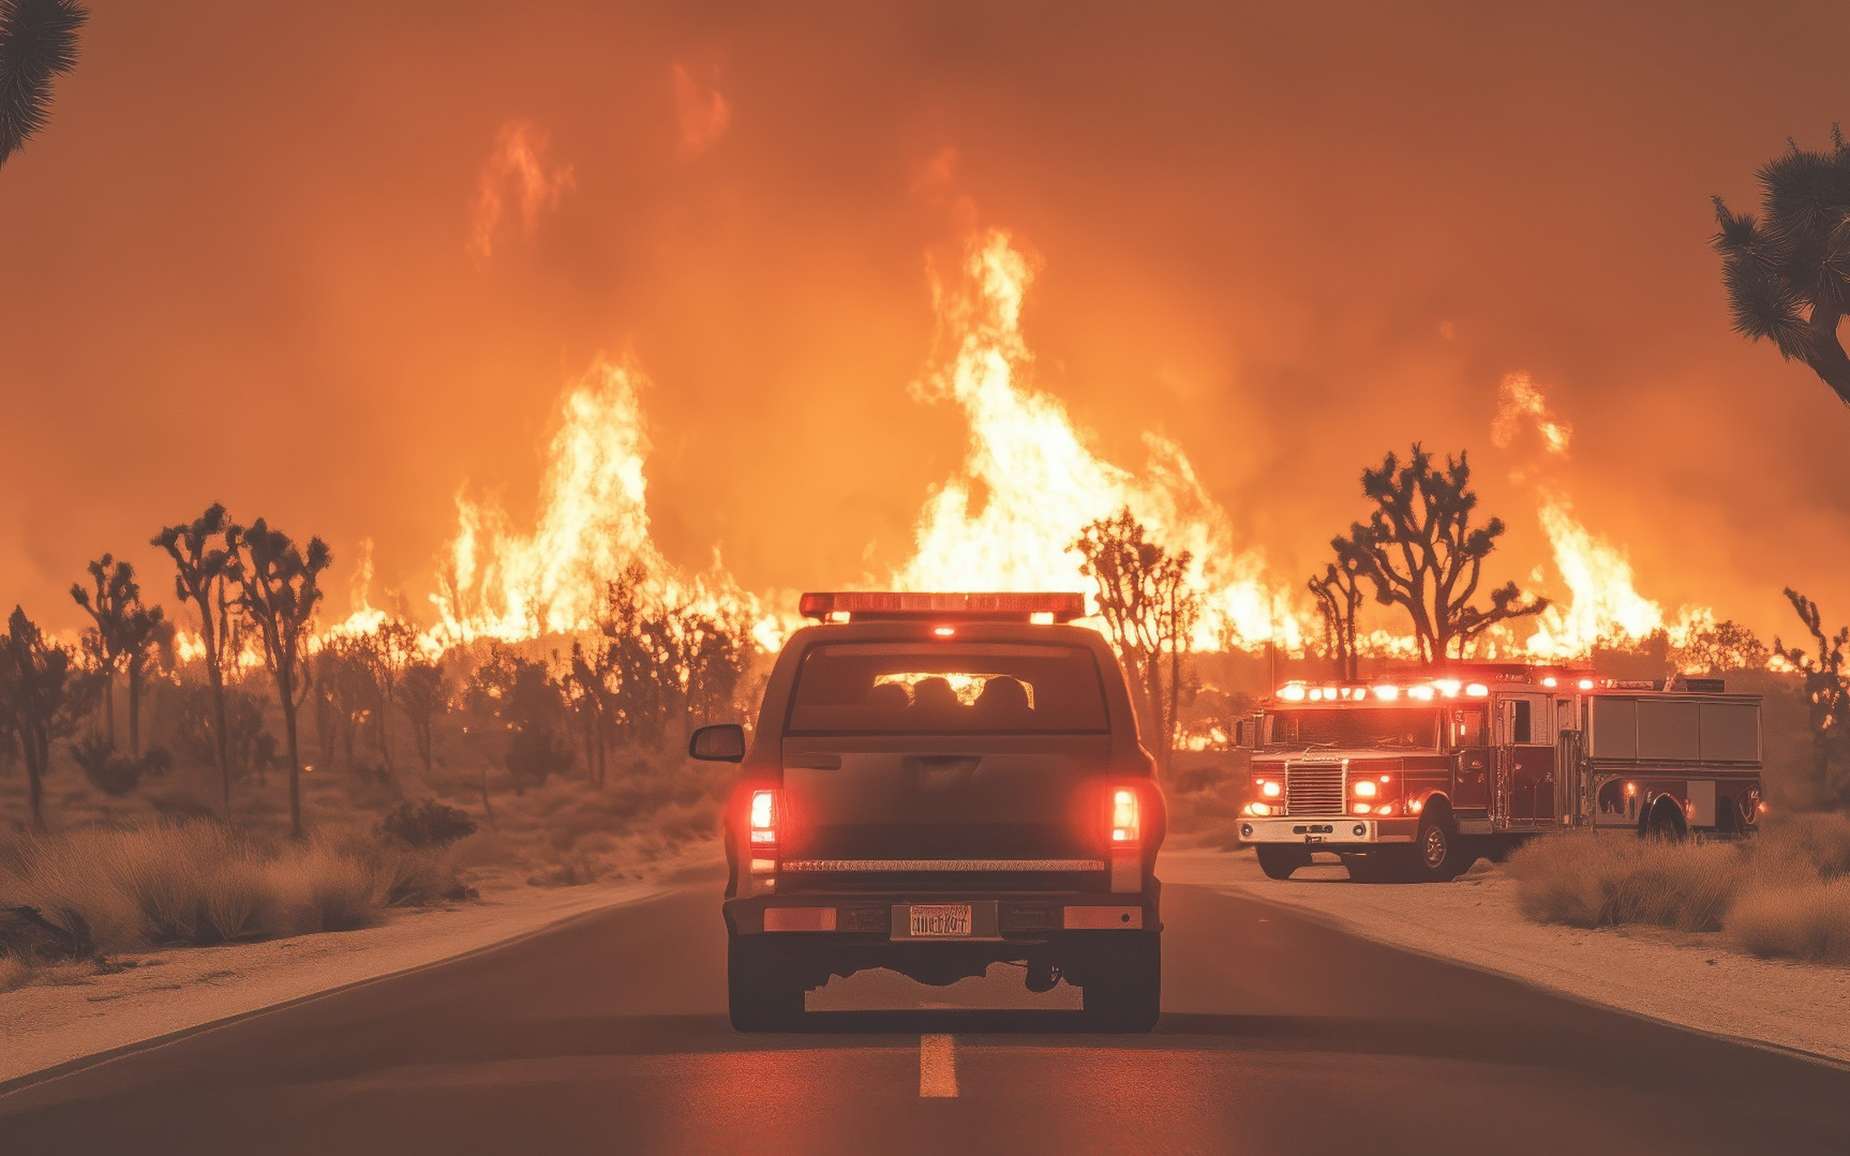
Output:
top-left (690, 591), bottom-right (1165, 1031)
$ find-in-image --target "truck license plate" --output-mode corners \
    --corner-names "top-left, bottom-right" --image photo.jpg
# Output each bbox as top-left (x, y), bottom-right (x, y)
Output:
top-left (907, 904), bottom-right (972, 938)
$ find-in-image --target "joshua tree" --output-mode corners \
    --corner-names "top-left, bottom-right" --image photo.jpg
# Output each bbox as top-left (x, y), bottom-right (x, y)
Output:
top-left (69, 554), bottom-right (136, 743)
top-left (230, 519), bottom-right (330, 838)
top-left (1307, 555), bottom-right (1364, 681)
top-left (117, 593), bottom-right (170, 758)
top-left (1774, 588), bottom-right (1849, 806)
top-left (0, 606), bottom-right (92, 829)
top-left (1712, 126), bottom-right (1850, 407)
top-left (1073, 507), bottom-right (1200, 775)
top-left (153, 504), bottom-right (239, 814)
top-left (1334, 445), bottom-right (1546, 664)
top-left (0, 0), bottom-right (88, 168)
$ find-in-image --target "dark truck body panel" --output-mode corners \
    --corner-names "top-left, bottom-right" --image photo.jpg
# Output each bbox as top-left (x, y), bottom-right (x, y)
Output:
top-left (718, 617), bottom-right (1163, 1015)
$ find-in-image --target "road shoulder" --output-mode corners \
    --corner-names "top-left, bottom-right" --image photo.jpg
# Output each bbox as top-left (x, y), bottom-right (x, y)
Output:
top-left (1163, 848), bottom-right (1850, 1067)
top-left (0, 857), bottom-right (713, 1090)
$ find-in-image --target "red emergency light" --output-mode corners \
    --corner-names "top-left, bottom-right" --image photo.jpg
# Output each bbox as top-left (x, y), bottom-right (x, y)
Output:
top-left (797, 591), bottom-right (1087, 623)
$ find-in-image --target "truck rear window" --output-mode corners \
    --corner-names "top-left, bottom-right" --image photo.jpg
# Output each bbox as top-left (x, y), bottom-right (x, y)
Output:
top-left (786, 642), bottom-right (1109, 734)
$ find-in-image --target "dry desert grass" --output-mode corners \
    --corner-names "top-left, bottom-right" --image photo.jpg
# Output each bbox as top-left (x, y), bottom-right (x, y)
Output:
top-left (1509, 812), bottom-right (1850, 963)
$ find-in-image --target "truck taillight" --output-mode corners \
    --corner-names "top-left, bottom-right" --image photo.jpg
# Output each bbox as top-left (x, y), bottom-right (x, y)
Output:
top-left (749, 789), bottom-right (778, 849)
top-left (1111, 787), bottom-right (1141, 846)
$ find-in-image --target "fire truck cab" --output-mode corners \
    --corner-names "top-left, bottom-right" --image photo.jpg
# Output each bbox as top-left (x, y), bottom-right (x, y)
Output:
top-left (1234, 665), bottom-right (1764, 882)
top-left (693, 592), bottom-right (1165, 1031)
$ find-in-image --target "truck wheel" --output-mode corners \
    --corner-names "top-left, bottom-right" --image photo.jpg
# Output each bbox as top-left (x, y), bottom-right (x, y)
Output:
top-left (1256, 845), bottom-right (1309, 880)
top-left (727, 933), bottom-right (805, 1032)
top-left (1644, 800), bottom-right (1687, 841)
top-left (1411, 812), bottom-right (1466, 881)
top-left (1081, 933), bottom-right (1161, 1032)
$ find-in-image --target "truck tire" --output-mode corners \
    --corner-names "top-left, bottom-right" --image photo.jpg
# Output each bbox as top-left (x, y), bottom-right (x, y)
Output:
top-left (1410, 811), bottom-right (1467, 881)
top-left (728, 933), bottom-right (805, 1032)
top-left (1644, 800), bottom-right (1687, 841)
top-left (1081, 933), bottom-right (1161, 1032)
top-left (1256, 845), bottom-right (1309, 880)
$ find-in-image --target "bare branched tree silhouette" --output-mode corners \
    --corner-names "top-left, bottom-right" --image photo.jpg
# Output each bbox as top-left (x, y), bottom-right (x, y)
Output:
top-left (1673, 618), bottom-right (1769, 675)
top-left (1307, 555), bottom-right (1363, 680)
top-left (399, 659), bottom-right (449, 777)
top-left (153, 504), bottom-right (239, 815)
top-left (1334, 445), bottom-right (1546, 664)
top-left (1073, 507), bottom-right (1199, 775)
top-left (1712, 126), bottom-right (1850, 407)
top-left (0, 606), bottom-right (93, 829)
top-left (0, 0), bottom-right (87, 168)
top-left (69, 554), bottom-right (136, 744)
top-left (1774, 588), bottom-right (1850, 806)
top-left (231, 519), bottom-right (330, 838)
top-left (357, 620), bottom-right (418, 780)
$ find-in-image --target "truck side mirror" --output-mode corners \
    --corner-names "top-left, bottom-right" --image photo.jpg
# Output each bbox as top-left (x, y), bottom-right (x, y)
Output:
top-left (688, 723), bottom-right (746, 762)
top-left (1234, 716), bottom-right (1261, 750)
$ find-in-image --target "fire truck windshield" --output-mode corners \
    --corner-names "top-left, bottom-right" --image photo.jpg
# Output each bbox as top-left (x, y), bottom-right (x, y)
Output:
top-left (1265, 707), bottom-right (1442, 750)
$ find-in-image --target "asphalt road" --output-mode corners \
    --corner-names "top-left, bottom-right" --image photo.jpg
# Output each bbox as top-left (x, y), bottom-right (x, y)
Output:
top-left (3, 876), bottom-right (1846, 1156)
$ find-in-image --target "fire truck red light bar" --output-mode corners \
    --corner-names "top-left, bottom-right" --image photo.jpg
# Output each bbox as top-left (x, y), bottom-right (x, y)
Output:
top-left (798, 592), bottom-right (1086, 622)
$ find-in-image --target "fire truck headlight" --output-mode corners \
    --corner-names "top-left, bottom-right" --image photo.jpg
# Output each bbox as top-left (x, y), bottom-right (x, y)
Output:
top-left (1260, 780), bottom-right (1282, 798)
top-left (1353, 780), bottom-right (1378, 799)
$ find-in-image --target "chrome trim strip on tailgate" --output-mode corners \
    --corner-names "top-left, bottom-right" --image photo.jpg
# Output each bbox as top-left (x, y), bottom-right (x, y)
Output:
top-left (781, 858), bottom-right (1107, 872)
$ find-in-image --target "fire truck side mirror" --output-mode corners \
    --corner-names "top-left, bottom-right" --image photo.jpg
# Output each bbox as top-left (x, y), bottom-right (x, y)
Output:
top-left (1235, 715), bottom-right (1263, 750)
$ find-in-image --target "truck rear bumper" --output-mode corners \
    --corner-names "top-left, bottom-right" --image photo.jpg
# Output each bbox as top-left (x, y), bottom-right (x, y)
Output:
top-left (1237, 816), bottom-right (1418, 847)
top-left (724, 888), bottom-right (1160, 940)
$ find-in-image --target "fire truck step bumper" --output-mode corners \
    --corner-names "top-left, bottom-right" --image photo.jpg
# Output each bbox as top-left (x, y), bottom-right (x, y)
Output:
top-left (1237, 817), bottom-right (1418, 846)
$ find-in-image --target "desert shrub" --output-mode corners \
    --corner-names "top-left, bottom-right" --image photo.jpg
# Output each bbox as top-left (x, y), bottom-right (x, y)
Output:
top-left (0, 953), bottom-right (30, 992)
top-left (69, 735), bottom-right (169, 798)
top-left (1756, 811), bottom-right (1850, 878)
top-left (1508, 833), bottom-right (1743, 932)
top-left (0, 823), bottom-right (393, 951)
top-left (1510, 815), bottom-right (1850, 965)
top-left (381, 800), bottom-right (476, 849)
top-left (260, 841), bottom-right (378, 934)
top-left (1726, 878), bottom-right (1850, 963)
top-left (366, 844), bottom-right (469, 908)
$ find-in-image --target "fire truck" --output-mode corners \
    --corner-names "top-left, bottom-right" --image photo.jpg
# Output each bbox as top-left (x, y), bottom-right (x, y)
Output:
top-left (1234, 664), bottom-right (1764, 882)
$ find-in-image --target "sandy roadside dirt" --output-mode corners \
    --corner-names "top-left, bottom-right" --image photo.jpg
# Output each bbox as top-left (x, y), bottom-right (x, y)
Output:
top-left (1163, 847), bottom-right (1850, 1066)
top-left (0, 845), bottom-right (722, 1087)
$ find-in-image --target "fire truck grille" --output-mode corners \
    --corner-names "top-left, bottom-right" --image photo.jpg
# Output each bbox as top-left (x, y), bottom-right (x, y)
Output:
top-left (1285, 762), bottom-right (1345, 815)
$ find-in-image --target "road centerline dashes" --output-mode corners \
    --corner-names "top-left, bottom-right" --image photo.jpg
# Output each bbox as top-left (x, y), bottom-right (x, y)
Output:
top-left (918, 1034), bottom-right (958, 1098)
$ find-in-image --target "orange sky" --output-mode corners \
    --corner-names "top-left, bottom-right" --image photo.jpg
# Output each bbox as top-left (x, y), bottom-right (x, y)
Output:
top-left (2, 1), bottom-right (1848, 644)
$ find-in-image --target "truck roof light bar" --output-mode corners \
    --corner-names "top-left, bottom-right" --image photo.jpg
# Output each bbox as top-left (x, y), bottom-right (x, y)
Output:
top-left (797, 591), bottom-right (1087, 623)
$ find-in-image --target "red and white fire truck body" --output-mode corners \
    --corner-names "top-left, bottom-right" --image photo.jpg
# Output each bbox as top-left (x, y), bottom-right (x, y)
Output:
top-left (1234, 664), bottom-right (1764, 881)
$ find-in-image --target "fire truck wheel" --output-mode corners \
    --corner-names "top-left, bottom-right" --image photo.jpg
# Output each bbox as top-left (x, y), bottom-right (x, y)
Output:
top-left (1080, 932), bottom-right (1161, 1032)
top-left (1256, 845), bottom-right (1310, 880)
top-left (1412, 812), bottom-right (1466, 881)
top-left (728, 933), bottom-right (806, 1032)
top-left (1644, 799), bottom-right (1688, 841)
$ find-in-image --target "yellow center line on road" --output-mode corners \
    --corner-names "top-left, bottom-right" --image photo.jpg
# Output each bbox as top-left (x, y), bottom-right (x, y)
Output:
top-left (918, 1033), bottom-right (958, 1098)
